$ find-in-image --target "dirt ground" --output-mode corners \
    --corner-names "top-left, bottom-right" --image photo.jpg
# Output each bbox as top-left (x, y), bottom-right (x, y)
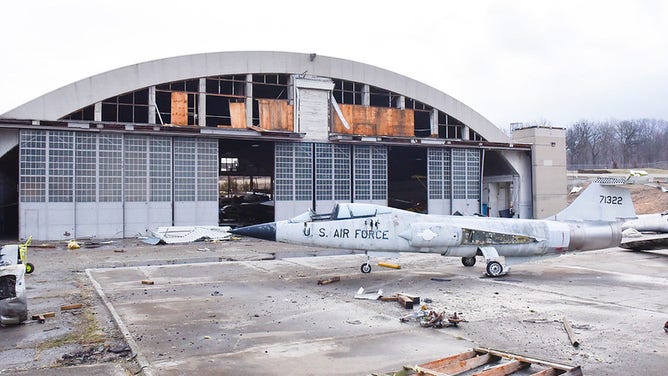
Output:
top-left (568, 177), bottom-right (668, 214)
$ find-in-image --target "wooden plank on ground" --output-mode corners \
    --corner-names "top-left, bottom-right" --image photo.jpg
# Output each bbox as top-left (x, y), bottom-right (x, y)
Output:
top-left (471, 360), bottom-right (529, 376)
top-left (60, 303), bottom-right (83, 311)
top-left (529, 368), bottom-right (560, 376)
top-left (436, 353), bottom-right (495, 375)
top-left (419, 350), bottom-right (477, 370)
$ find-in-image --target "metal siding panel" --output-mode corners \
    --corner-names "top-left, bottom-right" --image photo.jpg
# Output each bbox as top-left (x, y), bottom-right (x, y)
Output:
top-left (297, 89), bottom-right (329, 140)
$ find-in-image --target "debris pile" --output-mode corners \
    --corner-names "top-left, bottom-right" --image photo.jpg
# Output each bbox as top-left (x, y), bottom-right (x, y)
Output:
top-left (143, 226), bottom-right (233, 245)
top-left (400, 308), bottom-right (466, 328)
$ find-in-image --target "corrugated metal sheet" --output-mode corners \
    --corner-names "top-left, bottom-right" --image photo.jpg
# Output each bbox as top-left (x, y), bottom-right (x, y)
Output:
top-left (297, 89), bottom-right (329, 140)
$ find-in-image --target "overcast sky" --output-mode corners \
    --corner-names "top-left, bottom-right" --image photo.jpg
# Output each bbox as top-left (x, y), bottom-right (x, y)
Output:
top-left (2, 0), bottom-right (667, 131)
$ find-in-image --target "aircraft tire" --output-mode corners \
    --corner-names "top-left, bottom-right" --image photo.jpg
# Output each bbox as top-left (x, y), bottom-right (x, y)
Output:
top-left (360, 263), bottom-right (372, 273)
top-left (25, 262), bottom-right (35, 274)
top-left (461, 257), bottom-right (476, 267)
top-left (486, 261), bottom-right (503, 277)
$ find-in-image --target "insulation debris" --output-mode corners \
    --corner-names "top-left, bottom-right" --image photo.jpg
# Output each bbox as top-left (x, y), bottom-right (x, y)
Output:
top-left (354, 287), bottom-right (383, 300)
top-left (144, 226), bottom-right (232, 244)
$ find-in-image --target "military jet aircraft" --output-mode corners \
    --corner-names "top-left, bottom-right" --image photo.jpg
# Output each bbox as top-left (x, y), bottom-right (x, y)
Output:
top-left (623, 212), bottom-right (668, 234)
top-left (231, 177), bottom-right (636, 276)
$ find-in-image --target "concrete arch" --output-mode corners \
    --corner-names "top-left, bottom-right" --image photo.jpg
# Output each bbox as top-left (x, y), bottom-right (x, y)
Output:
top-left (1, 51), bottom-right (509, 143)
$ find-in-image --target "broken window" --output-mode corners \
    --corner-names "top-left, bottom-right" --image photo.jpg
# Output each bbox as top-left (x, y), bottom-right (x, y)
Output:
top-left (462, 228), bottom-right (536, 245)
top-left (206, 75), bottom-right (247, 127)
top-left (100, 89), bottom-right (149, 123)
top-left (61, 105), bottom-right (95, 121)
top-left (0, 275), bottom-right (17, 300)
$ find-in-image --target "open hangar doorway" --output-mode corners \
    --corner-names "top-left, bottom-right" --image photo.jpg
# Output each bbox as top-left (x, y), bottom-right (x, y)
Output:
top-left (482, 150), bottom-right (519, 218)
top-left (218, 140), bottom-right (274, 226)
top-left (387, 146), bottom-right (427, 213)
top-left (0, 145), bottom-right (18, 240)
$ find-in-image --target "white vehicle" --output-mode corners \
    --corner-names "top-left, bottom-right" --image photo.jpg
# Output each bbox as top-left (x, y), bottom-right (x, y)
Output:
top-left (232, 178), bottom-right (637, 277)
top-left (0, 245), bottom-right (28, 325)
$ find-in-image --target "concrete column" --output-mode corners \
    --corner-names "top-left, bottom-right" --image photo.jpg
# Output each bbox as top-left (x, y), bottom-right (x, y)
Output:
top-left (94, 102), bottom-right (102, 122)
top-left (148, 86), bottom-right (156, 124)
top-left (430, 108), bottom-right (438, 136)
top-left (198, 78), bottom-right (206, 127)
top-left (362, 84), bottom-right (370, 106)
top-left (396, 95), bottom-right (405, 109)
top-left (463, 125), bottom-right (470, 140)
top-left (245, 74), bottom-right (253, 127)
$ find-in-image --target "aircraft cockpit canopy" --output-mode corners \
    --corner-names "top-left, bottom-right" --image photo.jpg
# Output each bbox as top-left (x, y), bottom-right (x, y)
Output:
top-left (289, 203), bottom-right (392, 223)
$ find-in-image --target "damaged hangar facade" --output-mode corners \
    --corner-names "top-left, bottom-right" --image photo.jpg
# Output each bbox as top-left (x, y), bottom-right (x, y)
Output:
top-left (0, 51), bottom-right (566, 241)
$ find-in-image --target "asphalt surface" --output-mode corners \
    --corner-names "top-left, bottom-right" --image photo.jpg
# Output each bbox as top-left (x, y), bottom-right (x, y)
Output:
top-left (1, 237), bottom-right (667, 375)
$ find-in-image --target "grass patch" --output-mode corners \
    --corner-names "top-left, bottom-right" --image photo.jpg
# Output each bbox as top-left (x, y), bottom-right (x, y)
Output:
top-left (37, 283), bottom-right (106, 352)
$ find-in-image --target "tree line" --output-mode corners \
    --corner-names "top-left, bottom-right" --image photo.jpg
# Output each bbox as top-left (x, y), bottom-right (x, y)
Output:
top-left (565, 118), bottom-right (668, 170)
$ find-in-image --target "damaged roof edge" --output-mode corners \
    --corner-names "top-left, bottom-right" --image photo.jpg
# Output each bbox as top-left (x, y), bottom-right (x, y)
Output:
top-left (1, 51), bottom-right (509, 143)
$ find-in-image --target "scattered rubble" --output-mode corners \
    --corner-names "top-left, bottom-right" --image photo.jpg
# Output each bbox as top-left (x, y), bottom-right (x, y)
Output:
top-left (317, 276), bottom-right (340, 285)
top-left (563, 316), bottom-right (580, 347)
top-left (354, 287), bottom-right (383, 300)
top-left (60, 303), bottom-right (83, 311)
top-left (59, 344), bottom-right (132, 367)
top-left (400, 309), bottom-right (466, 328)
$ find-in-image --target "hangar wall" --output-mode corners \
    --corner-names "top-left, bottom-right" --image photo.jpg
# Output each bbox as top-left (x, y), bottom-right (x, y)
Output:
top-left (0, 52), bottom-right (542, 240)
top-left (18, 129), bottom-right (218, 240)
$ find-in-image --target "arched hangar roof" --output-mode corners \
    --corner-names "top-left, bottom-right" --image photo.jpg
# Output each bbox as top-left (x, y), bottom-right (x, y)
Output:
top-left (1, 51), bottom-right (509, 143)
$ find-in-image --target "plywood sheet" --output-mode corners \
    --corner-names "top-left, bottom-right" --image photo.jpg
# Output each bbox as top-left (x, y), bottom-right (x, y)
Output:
top-left (170, 92), bottom-right (188, 126)
top-left (378, 107), bottom-right (413, 137)
top-left (258, 99), bottom-right (294, 132)
top-left (332, 104), bottom-right (414, 137)
top-left (229, 102), bottom-right (247, 129)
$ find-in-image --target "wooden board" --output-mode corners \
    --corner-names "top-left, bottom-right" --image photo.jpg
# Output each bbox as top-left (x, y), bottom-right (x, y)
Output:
top-left (332, 104), bottom-right (414, 136)
top-left (171, 92), bottom-right (188, 126)
top-left (258, 99), bottom-right (294, 131)
top-left (229, 102), bottom-right (247, 129)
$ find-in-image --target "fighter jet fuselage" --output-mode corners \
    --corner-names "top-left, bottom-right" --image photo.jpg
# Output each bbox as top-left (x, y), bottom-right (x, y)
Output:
top-left (232, 179), bottom-right (636, 276)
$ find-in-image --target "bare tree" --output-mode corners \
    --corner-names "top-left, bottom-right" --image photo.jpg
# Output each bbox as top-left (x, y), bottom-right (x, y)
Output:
top-left (565, 118), bottom-right (668, 169)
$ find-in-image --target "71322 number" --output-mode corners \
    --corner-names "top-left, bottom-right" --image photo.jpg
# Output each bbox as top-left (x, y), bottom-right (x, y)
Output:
top-left (599, 195), bottom-right (622, 205)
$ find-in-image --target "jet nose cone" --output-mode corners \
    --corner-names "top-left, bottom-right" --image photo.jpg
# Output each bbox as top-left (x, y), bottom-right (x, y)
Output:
top-left (230, 222), bottom-right (277, 241)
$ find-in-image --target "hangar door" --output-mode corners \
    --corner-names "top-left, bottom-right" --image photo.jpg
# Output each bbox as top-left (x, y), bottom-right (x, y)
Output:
top-left (18, 130), bottom-right (218, 240)
top-left (274, 142), bottom-right (387, 220)
top-left (427, 148), bottom-right (481, 215)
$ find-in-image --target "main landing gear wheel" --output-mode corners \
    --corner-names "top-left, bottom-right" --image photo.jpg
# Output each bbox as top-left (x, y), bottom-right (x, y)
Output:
top-left (360, 263), bottom-right (372, 273)
top-left (25, 262), bottom-right (35, 274)
top-left (486, 261), bottom-right (504, 277)
top-left (461, 257), bottom-right (476, 267)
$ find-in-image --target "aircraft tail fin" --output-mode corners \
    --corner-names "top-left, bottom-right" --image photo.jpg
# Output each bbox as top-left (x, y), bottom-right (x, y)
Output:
top-left (548, 177), bottom-right (636, 222)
